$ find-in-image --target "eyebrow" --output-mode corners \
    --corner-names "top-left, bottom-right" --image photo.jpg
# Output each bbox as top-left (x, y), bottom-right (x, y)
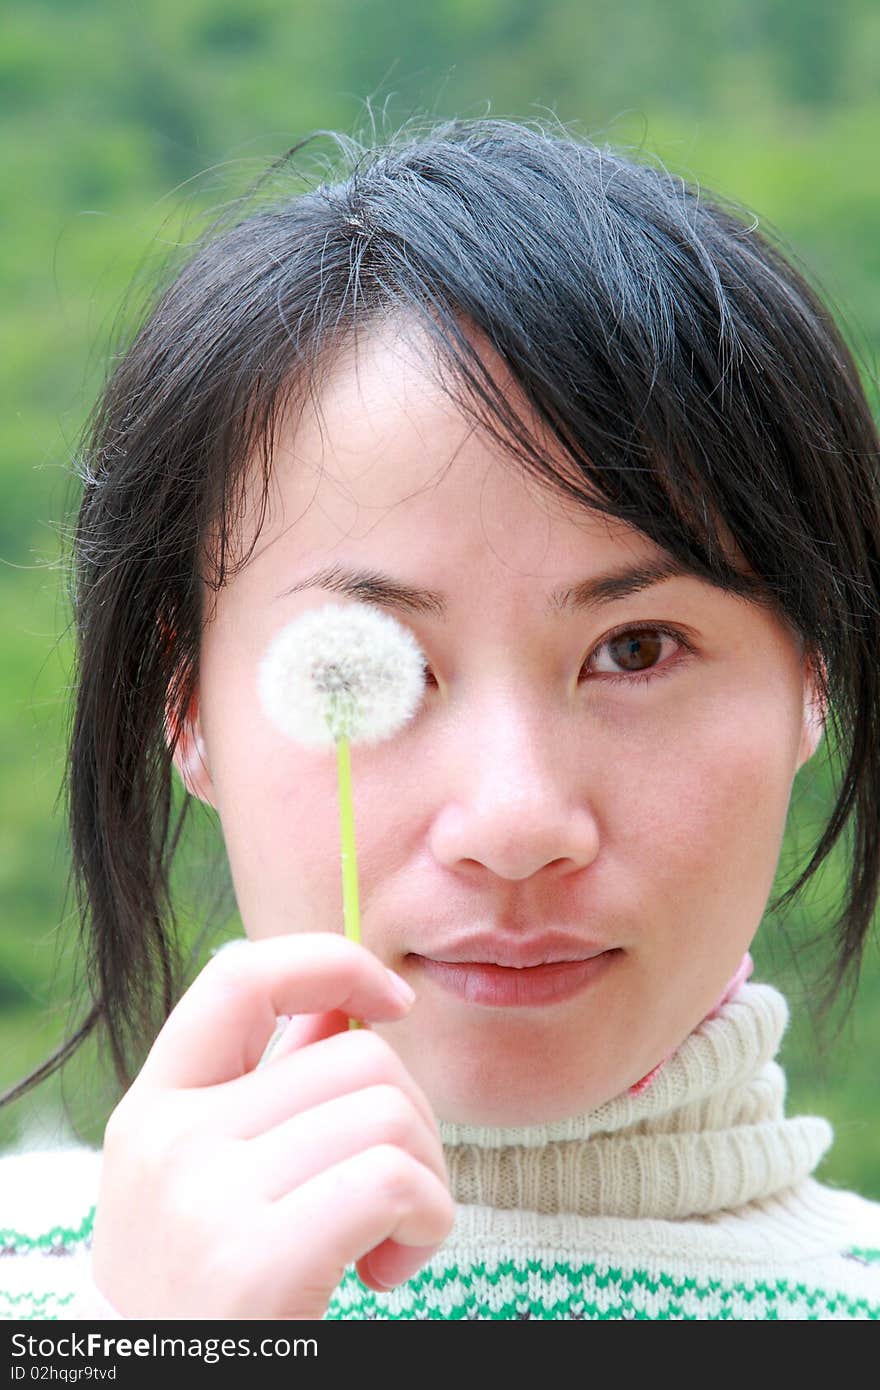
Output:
top-left (275, 554), bottom-right (716, 620)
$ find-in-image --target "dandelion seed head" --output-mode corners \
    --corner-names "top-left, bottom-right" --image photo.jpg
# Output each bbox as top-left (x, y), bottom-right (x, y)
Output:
top-left (257, 601), bottom-right (428, 748)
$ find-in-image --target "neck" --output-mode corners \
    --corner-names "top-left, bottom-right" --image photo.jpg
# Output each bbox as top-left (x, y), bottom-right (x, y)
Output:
top-left (437, 981), bottom-right (833, 1220)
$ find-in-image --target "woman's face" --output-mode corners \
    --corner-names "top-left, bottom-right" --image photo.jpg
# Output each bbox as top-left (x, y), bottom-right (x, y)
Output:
top-left (180, 320), bottom-right (824, 1126)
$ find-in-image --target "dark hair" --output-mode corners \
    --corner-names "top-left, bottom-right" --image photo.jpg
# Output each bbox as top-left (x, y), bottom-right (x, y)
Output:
top-left (5, 113), bottom-right (879, 1110)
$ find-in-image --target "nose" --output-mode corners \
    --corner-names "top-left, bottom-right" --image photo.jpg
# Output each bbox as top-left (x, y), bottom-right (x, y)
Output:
top-left (427, 688), bottom-right (600, 882)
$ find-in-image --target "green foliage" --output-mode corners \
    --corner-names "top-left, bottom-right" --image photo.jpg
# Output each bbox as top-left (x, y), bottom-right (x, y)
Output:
top-left (1, 0), bottom-right (877, 1198)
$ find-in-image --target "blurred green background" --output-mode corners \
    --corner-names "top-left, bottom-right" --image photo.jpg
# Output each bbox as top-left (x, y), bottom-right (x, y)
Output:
top-left (1, 0), bottom-right (878, 1196)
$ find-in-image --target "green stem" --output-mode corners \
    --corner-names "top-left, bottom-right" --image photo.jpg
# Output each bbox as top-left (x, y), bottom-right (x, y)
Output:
top-left (336, 732), bottom-right (363, 1031)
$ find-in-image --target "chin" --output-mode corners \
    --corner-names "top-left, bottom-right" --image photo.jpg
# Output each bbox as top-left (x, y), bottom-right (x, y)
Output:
top-left (379, 1013), bottom-right (633, 1127)
top-left (435, 1079), bottom-right (618, 1129)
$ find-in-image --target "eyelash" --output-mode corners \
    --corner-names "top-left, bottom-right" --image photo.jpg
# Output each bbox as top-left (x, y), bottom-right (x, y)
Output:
top-left (421, 624), bottom-right (695, 691)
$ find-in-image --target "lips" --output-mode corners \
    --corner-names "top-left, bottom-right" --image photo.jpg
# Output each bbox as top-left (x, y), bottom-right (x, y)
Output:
top-left (412, 930), bottom-right (612, 970)
top-left (410, 949), bottom-right (618, 1008)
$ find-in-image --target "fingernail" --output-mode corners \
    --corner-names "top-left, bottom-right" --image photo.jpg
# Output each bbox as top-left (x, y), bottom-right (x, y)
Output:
top-left (256, 1015), bottom-right (293, 1070)
top-left (385, 968), bottom-right (416, 1006)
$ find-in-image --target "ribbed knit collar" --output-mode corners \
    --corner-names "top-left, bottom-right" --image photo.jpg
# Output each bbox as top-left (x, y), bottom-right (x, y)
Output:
top-left (438, 982), bottom-right (833, 1221)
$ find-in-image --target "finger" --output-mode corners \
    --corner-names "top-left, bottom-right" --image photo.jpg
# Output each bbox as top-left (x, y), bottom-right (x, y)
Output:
top-left (244, 1083), bottom-right (448, 1200)
top-left (258, 1007), bottom-right (356, 1064)
top-left (251, 1146), bottom-right (456, 1319)
top-left (138, 934), bottom-right (415, 1090)
top-left (257, 999), bottom-right (404, 1065)
top-left (207, 1026), bottom-right (440, 1142)
top-left (357, 1237), bottom-right (444, 1293)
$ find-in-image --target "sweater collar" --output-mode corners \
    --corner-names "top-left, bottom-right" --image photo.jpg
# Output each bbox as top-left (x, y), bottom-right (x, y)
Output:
top-left (437, 981), bottom-right (834, 1220)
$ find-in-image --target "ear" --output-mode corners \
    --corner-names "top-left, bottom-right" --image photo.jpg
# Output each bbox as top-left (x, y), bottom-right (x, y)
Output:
top-left (167, 690), bottom-right (217, 807)
top-left (797, 649), bottom-right (828, 770)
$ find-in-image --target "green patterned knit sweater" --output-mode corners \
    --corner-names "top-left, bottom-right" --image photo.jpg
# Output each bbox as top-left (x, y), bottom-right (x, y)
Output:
top-left (2, 982), bottom-right (879, 1320)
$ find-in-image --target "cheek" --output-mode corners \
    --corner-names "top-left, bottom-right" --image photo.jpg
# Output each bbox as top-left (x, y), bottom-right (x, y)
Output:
top-left (211, 715), bottom-right (346, 936)
top-left (611, 691), bottom-right (796, 902)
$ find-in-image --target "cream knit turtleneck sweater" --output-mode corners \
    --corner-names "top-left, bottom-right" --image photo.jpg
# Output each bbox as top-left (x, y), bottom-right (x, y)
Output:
top-left (2, 980), bottom-right (879, 1320)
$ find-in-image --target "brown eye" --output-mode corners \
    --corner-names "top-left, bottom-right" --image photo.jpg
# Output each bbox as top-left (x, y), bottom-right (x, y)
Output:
top-left (605, 629), bottom-right (666, 674)
top-left (585, 625), bottom-right (691, 686)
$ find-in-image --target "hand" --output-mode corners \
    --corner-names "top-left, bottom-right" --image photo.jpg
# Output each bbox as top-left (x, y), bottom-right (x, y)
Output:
top-left (90, 932), bottom-right (455, 1319)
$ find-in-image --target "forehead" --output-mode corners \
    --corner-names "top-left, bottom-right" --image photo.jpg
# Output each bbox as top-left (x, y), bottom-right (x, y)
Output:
top-left (263, 319), bottom-right (647, 560)
top-left (234, 316), bottom-right (763, 631)
top-left (281, 318), bottom-right (510, 489)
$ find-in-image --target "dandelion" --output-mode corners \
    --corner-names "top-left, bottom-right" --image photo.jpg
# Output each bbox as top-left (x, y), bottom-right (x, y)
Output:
top-left (257, 602), bottom-right (428, 1029)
